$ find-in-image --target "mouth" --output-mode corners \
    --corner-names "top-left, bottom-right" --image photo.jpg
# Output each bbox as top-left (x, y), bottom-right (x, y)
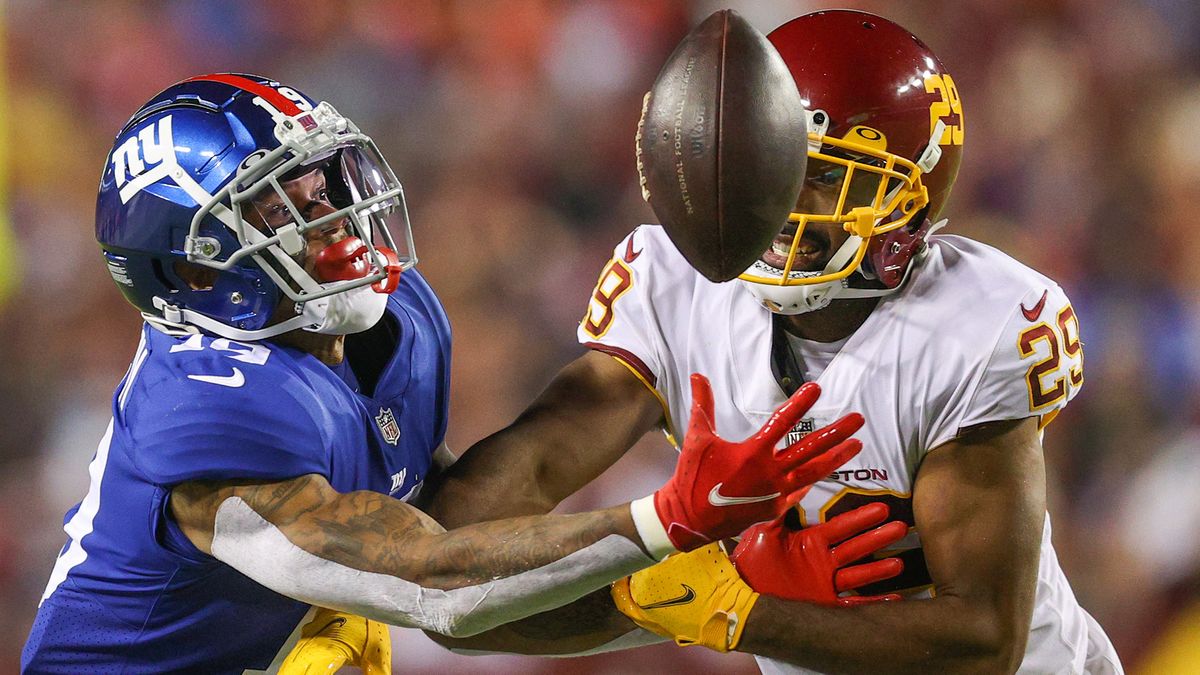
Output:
top-left (760, 226), bottom-right (831, 272)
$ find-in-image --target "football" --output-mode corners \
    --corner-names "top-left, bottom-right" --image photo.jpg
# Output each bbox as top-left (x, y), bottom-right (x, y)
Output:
top-left (636, 9), bottom-right (809, 282)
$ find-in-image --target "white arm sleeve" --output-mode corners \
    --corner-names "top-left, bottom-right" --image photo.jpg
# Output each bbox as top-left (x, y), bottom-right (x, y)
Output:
top-left (210, 497), bottom-right (654, 638)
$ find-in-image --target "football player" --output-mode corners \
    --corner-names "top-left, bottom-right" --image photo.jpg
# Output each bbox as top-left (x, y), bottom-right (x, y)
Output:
top-left (427, 11), bottom-right (1123, 674)
top-left (21, 74), bottom-right (869, 673)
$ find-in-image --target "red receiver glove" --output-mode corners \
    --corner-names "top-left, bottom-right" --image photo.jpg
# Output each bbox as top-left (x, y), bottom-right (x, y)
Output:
top-left (632, 374), bottom-right (865, 558)
top-left (730, 502), bottom-right (908, 606)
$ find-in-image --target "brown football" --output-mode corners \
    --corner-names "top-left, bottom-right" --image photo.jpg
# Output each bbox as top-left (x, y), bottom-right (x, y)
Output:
top-left (636, 9), bottom-right (808, 282)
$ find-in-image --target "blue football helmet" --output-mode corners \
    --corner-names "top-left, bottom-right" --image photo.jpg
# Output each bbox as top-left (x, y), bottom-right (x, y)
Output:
top-left (96, 73), bottom-right (415, 340)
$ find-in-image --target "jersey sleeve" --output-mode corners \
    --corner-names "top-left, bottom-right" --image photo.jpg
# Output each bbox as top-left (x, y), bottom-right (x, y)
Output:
top-left (125, 370), bottom-right (331, 486)
top-left (927, 284), bottom-right (1084, 449)
top-left (576, 226), bottom-right (670, 392)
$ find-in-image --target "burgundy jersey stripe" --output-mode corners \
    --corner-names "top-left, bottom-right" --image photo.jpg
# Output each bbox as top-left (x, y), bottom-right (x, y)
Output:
top-left (584, 341), bottom-right (657, 388)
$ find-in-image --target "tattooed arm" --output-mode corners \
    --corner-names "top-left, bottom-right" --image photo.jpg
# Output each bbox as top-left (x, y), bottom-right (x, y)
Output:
top-left (421, 352), bottom-right (663, 651)
top-left (169, 473), bottom-right (653, 636)
top-left (172, 474), bottom-right (640, 588)
top-left (169, 374), bottom-right (857, 639)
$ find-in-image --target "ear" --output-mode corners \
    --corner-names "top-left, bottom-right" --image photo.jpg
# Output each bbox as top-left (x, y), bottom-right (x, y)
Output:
top-left (173, 260), bottom-right (219, 291)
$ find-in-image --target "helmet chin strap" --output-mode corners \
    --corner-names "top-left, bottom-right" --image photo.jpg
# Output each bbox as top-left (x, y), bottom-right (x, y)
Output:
top-left (765, 235), bottom-right (865, 314)
top-left (746, 218), bottom-right (949, 315)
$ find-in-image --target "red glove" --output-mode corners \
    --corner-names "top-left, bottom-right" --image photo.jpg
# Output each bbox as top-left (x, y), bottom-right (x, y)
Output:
top-left (632, 374), bottom-right (864, 557)
top-left (730, 502), bottom-right (908, 606)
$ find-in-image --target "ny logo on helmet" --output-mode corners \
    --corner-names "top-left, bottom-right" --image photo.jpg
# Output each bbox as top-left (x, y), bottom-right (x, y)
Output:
top-left (111, 116), bottom-right (177, 205)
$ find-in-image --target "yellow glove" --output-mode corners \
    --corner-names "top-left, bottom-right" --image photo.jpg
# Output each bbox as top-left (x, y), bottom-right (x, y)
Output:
top-left (612, 542), bottom-right (758, 652)
top-left (278, 607), bottom-right (391, 675)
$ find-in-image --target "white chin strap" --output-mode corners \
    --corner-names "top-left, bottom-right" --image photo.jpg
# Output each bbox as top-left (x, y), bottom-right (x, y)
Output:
top-left (149, 281), bottom-right (389, 342)
top-left (740, 219), bottom-right (947, 315)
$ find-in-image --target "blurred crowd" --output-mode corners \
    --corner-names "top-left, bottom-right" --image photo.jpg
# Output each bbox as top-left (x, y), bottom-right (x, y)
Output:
top-left (1, 0), bottom-right (1198, 672)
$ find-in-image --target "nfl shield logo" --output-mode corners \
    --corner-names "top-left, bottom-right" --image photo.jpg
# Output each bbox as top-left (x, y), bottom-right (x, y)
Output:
top-left (784, 418), bottom-right (816, 446)
top-left (376, 407), bottom-right (401, 445)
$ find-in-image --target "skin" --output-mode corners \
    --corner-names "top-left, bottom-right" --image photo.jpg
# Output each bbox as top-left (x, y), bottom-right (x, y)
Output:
top-left (176, 168), bottom-right (349, 365)
top-left (770, 163), bottom-right (883, 342)
top-left (737, 417), bottom-right (1045, 674)
top-left (170, 473), bottom-right (642, 591)
top-left (425, 166), bottom-right (1048, 667)
top-left (423, 351), bottom-right (662, 651)
top-left (168, 170), bottom-right (649, 599)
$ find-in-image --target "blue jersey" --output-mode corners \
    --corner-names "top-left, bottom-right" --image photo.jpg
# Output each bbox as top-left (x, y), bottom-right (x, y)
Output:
top-left (22, 271), bottom-right (451, 674)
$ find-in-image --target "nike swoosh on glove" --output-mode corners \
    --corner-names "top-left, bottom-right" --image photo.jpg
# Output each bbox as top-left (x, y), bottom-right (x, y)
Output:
top-left (632, 373), bottom-right (865, 558)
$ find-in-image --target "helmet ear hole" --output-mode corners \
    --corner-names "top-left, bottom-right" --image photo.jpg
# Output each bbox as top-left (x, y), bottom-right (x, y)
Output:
top-left (173, 260), bottom-right (219, 291)
top-left (152, 259), bottom-right (179, 292)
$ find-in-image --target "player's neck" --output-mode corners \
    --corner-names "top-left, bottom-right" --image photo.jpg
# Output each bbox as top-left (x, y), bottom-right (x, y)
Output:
top-left (274, 330), bottom-right (346, 366)
top-left (780, 297), bottom-right (880, 343)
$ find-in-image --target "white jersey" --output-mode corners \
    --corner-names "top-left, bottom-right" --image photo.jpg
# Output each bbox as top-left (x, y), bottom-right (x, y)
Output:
top-left (578, 225), bottom-right (1122, 674)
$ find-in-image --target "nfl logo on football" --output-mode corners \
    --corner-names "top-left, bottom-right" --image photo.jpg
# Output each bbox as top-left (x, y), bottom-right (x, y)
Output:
top-left (376, 407), bottom-right (401, 445)
top-left (785, 418), bottom-right (815, 446)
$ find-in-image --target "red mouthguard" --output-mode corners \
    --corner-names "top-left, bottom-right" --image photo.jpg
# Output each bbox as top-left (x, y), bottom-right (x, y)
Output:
top-left (313, 237), bottom-right (402, 294)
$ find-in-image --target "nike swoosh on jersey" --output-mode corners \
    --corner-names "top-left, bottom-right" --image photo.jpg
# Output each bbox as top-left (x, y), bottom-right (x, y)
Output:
top-left (187, 368), bottom-right (245, 388)
top-left (1021, 290), bottom-right (1048, 322)
top-left (637, 584), bottom-right (697, 610)
top-left (624, 236), bottom-right (643, 263)
top-left (707, 483), bottom-right (781, 506)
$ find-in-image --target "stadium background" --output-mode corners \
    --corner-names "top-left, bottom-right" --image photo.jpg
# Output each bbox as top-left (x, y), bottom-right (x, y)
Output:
top-left (2, 0), bottom-right (1198, 672)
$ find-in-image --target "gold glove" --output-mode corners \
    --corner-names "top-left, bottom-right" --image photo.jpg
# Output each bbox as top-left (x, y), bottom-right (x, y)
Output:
top-left (612, 542), bottom-right (758, 652)
top-left (278, 607), bottom-right (391, 674)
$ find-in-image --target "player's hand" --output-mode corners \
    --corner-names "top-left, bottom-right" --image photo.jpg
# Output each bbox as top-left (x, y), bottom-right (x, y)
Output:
top-left (641, 374), bottom-right (864, 554)
top-left (611, 542), bottom-right (758, 652)
top-left (730, 502), bottom-right (907, 606)
top-left (278, 607), bottom-right (391, 674)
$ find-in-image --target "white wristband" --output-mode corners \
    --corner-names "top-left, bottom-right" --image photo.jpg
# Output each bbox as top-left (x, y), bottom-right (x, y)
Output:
top-left (629, 494), bottom-right (678, 561)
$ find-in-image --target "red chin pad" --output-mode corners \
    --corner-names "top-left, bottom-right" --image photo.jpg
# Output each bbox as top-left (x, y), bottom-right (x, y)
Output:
top-left (313, 237), bottom-right (402, 294)
top-left (371, 246), bottom-right (402, 294)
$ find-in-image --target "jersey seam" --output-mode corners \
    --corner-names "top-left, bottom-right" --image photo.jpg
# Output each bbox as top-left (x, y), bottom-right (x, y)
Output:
top-left (130, 565), bottom-right (185, 649)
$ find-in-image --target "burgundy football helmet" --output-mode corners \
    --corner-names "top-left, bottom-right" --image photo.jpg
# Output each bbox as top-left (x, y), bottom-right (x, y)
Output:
top-left (740, 10), bottom-right (964, 314)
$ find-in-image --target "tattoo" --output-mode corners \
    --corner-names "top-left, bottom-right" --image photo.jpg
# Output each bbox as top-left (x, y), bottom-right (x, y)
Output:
top-left (171, 473), bottom-right (640, 591)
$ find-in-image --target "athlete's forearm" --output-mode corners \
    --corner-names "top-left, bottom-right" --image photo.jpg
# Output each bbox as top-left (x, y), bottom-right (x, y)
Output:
top-left (425, 351), bottom-right (662, 529)
top-left (426, 588), bottom-right (652, 655)
top-left (174, 476), bottom-right (656, 637)
top-left (740, 594), bottom-right (1026, 675)
top-left (273, 486), bottom-right (644, 589)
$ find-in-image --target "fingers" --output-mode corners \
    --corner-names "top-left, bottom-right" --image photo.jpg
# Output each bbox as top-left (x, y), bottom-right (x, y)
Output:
top-left (779, 412), bottom-right (865, 464)
top-left (784, 438), bottom-right (862, 487)
top-left (784, 485), bottom-right (812, 509)
top-left (816, 503), bottom-right (891, 545)
top-left (833, 557), bottom-right (904, 592)
top-left (832, 520), bottom-right (909, 566)
top-left (753, 382), bottom-right (822, 446)
top-left (837, 593), bottom-right (902, 607)
top-left (686, 373), bottom-right (716, 437)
